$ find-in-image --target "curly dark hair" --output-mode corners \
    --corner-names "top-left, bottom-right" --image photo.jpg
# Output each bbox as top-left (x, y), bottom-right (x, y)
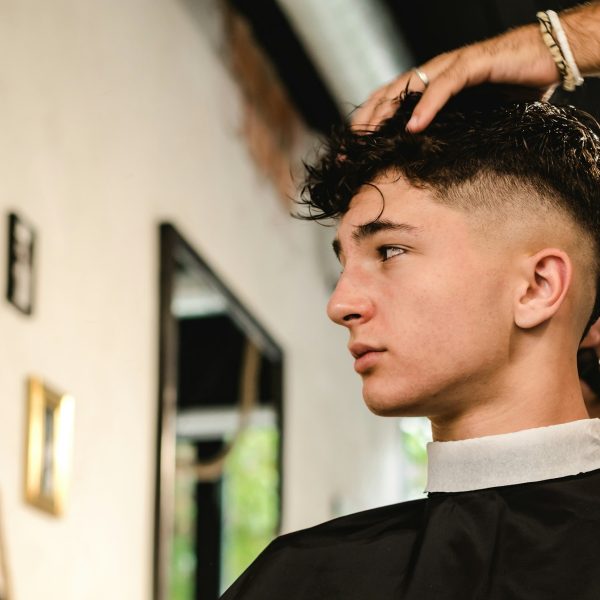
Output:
top-left (298, 85), bottom-right (600, 330)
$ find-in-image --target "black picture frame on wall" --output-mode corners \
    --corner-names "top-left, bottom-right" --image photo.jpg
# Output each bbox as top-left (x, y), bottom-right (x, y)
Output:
top-left (6, 212), bottom-right (35, 315)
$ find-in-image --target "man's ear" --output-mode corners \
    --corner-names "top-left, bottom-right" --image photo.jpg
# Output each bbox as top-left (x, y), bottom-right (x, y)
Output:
top-left (514, 248), bottom-right (572, 329)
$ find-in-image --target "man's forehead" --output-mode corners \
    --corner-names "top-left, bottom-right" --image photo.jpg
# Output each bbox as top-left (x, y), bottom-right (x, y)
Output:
top-left (335, 182), bottom-right (435, 237)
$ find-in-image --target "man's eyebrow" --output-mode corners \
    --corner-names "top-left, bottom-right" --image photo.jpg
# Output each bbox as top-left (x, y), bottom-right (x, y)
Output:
top-left (351, 219), bottom-right (421, 243)
top-left (331, 219), bottom-right (421, 260)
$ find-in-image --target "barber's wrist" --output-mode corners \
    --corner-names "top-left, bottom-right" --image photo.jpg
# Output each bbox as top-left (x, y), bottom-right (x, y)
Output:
top-left (560, 4), bottom-right (600, 77)
top-left (488, 24), bottom-right (559, 87)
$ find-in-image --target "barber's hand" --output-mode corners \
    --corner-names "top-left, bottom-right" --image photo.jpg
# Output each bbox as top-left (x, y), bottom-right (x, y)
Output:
top-left (581, 319), bottom-right (600, 352)
top-left (351, 24), bottom-right (559, 134)
top-left (580, 319), bottom-right (600, 418)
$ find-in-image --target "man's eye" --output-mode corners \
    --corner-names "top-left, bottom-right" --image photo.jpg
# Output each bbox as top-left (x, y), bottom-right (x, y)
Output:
top-left (379, 246), bottom-right (406, 261)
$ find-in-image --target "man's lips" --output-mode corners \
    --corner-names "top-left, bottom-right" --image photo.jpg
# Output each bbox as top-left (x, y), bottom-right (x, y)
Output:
top-left (349, 343), bottom-right (386, 373)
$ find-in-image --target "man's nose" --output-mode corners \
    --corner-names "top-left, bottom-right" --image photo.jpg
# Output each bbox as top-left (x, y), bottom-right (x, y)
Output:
top-left (327, 271), bottom-right (374, 326)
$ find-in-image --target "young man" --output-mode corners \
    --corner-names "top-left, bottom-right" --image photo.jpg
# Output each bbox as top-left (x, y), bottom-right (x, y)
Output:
top-left (220, 88), bottom-right (600, 599)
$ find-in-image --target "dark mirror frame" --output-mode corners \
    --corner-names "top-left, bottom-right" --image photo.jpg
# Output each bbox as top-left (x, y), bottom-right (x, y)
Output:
top-left (153, 223), bottom-right (284, 600)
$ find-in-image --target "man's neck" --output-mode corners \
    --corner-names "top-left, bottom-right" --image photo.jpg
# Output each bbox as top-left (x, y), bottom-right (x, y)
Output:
top-left (428, 366), bottom-right (589, 441)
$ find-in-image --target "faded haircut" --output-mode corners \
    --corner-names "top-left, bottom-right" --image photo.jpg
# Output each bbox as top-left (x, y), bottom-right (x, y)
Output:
top-left (298, 86), bottom-right (600, 331)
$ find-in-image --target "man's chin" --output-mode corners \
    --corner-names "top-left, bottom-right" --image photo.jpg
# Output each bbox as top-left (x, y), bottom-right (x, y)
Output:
top-left (362, 386), bottom-right (425, 417)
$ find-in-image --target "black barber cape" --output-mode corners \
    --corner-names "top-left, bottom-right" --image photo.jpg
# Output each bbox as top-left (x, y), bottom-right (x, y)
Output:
top-left (220, 418), bottom-right (600, 599)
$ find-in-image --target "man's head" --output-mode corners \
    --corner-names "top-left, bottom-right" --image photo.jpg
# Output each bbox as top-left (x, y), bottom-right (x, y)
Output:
top-left (301, 88), bottom-right (600, 420)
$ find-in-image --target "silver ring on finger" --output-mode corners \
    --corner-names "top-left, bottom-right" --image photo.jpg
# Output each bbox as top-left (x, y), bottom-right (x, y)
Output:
top-left (413, 67), bottom-right (430, 88)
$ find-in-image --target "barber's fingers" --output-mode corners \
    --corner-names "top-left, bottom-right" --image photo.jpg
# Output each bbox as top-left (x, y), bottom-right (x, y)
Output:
top-left (350, 52), bottom-right (457, 132)
top-left (368, 93), bottom-right (402, 130)
top-left (350, 74), bottom-right (412, 132)
top-left (406, 52), bottom-right (488, 132)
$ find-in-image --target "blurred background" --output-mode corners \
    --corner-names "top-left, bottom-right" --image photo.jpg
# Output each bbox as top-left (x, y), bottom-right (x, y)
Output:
top-left (0, 1), bottom-right (593, 599)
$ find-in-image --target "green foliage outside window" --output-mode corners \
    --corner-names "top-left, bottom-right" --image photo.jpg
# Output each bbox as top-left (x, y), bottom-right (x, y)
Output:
top-left (399, 417), bottom-right (431, 499)
top-left (220, 425), bottom-right (280, 593)
top-left (169, 426), bottom-right (280, 599)
top-left (170, 443), bottom-right (197, 600)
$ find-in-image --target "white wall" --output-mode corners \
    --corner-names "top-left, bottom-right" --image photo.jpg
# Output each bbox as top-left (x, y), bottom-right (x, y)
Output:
top-left (0, 1), bottom-right (403, 598)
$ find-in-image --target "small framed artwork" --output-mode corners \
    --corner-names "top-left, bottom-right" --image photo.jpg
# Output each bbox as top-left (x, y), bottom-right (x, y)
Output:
top-left (6, 212), bottom-right (36, 315)
top-left (0, 493), bottom-right (12, 600)
top-left (25, 377), bottom-right (75, 516)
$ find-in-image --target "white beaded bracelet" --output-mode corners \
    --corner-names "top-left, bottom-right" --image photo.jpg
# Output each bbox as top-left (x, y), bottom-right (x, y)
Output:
top-left (536, 10), bottom-right (584, 91)
top-left (547, 10), bottom-right (584, 89)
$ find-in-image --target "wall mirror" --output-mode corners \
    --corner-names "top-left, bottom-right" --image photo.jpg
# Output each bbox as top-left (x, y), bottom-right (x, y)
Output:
top-left (154, 224), bottom-right (284, 600)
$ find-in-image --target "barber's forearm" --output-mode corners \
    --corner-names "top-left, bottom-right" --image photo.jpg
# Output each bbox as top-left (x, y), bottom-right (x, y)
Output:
top-left (562, 2), bottom-right (600, 75)
top-left (485, 23), bottom-right (557, 86)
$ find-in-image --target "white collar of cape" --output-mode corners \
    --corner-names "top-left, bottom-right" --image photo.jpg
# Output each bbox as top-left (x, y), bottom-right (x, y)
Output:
top-left (425, 417), bottom-right (600, 493)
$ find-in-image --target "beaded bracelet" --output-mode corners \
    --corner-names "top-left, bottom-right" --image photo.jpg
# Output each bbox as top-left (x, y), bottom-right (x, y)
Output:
top-left (536, 10), bottom-right (584, 91)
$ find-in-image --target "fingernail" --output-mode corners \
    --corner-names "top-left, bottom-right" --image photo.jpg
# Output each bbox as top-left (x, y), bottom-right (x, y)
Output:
top-left (406, 116), bottom-right (419, 132)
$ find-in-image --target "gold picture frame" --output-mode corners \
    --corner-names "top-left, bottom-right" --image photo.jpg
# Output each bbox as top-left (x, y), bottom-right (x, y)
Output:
top-left (24, 377), bottom-right (75, 516)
